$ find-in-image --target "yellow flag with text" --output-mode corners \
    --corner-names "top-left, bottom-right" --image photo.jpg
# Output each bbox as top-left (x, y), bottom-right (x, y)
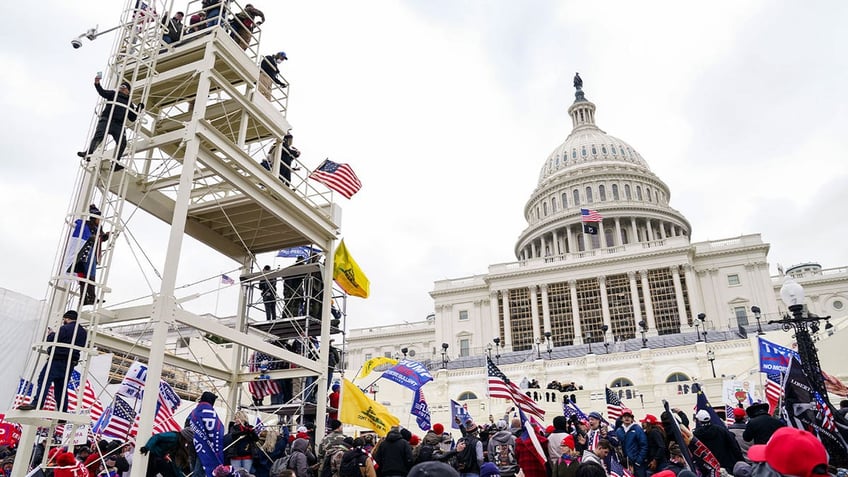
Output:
top-left (333, 239), bottom-right (370, 298)
top-left (357, 356), bottom-right (398, 379)
top-left (340, 378), bottom-right (399, 436)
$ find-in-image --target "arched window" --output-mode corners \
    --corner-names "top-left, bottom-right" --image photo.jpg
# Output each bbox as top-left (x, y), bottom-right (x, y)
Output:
top-left (621, 228), bottom-right (629, 245)
top-left (625, 185), bottom-right (632, 200)
top-left (543, 202), bottom-right (548, 216)
top-left (599, 185), bottom-right (606, 201)
top-left (581, 147), bottom-right (587, 158)
top-left (458, 391), bottom-right (478, 400)
top-left (573, 189), bottom-right (580, 206)
top-left (585, 187), bottom-right (593, 203)
top-left (612, 184), bottom-right (619, 200)
top-left (666, 372), bottom-right (690, 383)
top-left (552, 197), bottom-right (557, 213)
top-left (572, 149), bottom-right (577, 159)
top-left (562, 193), bottom-right (568, 209)
top-left (611, 378), bottom-right (634, 388)
top-left (636, 186), bottom-right (643, 201)
top-left (646, 187), bottom-right (652, 202)
top-left (655, 190), bottom-right (660, 203)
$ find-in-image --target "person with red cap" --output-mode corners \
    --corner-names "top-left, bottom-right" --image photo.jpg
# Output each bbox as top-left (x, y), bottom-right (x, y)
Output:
top-left (640, 415), bottom-right (667, 473)
top-left (747, 427), bottom-right (829, 477)
top-left (553, 434), bottom-right (579, 477)
top-left (615, 408), bottom-right (647, 477)
top-left (727, 407), bottom-right (751, 458)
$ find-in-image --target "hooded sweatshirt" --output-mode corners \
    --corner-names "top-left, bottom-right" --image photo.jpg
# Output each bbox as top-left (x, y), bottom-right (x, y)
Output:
top-left (373, 429), bottom-right (413, 476)
top-left (487, 430), bottom-right (518, 476)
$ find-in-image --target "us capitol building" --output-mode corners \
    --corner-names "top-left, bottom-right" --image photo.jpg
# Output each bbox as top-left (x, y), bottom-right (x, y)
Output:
top-left (344, 80), bottom-right (848, 424)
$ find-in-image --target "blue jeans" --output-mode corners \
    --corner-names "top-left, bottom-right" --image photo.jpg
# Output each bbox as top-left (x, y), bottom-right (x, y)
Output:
top-left (34, 360), bottom-right (71, 411)
top-left (231, 459), bottom-right (252, 471)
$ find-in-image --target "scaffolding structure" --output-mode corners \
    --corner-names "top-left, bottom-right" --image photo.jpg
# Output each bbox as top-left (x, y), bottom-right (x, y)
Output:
top-left (5, 1), bottom-right (343, 476)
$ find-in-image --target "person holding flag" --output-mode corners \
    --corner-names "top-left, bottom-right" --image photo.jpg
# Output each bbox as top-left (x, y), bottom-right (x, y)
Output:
top-left (190, 392), bottom-right (225, 477)
top-left (514, 408), bottom-right (548, 477)
top-left (692, 410), bottom-right (743, 473)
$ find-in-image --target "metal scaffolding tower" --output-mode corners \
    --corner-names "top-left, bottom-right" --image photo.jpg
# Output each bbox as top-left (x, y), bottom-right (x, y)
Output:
top-left (5, 1), bottom-right (343, 476)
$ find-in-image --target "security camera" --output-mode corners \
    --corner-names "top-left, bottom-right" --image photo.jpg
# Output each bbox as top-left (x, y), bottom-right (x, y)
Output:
top-left (71, 39), bottom-right (83, 49)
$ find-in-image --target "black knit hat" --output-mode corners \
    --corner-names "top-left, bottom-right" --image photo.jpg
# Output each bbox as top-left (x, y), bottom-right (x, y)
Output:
top-left (63, 310), bottom-right (79, 320)
top-left (199, 391), bottom-right (217, 405)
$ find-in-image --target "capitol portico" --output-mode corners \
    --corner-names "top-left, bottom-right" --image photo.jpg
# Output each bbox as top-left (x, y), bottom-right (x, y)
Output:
top-left (343, 81), bottom-right (848, 426)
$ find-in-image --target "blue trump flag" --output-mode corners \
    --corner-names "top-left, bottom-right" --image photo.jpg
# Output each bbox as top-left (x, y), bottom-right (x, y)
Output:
top-left (381, 359), bottom-right (433, 392)
top-left (758, 337), bottom-right (799, 374)
top-left (276, 245), bottom-right (321, 258)
top-left (190, 401), bottom-right (225, 477)
top-left (411, 388), bottom-right (431, 431)
top-left (450, 399), bottom-right (472, 429)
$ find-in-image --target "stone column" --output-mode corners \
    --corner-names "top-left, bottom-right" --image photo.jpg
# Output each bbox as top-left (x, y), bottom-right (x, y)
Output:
top-left (530, 241), bottom-right (537, 259)
top-left (640, 269), bottom-right (656, 331)
top-left (628, 271), bottom-right (642, 330)
top-left (540, 235), bottom-right (548, 257)
top-left (630, 217), bottom-right (638, 243)
top-left (599, 275), bottom-right (612, 331)
top-left (646, 219), bottom-right (654, 241)
top-left (569, 280), bottom-right (582, 344)
top-left (490, 291), bottom-right (500, 340)
top-left (659, 221), bottom-right (667, 239)
top-left (502, 290), bottom-right (513, 351)
top-left (683, 264), bottom-right (702, 322)
top-left (599, 221), bottom-right (608, 249)
top-left (541, 283), bottom-right (551, 335)
top-left (552, 230), bottom-right (560, 256)
top-left (615, 218), bottom-right (622, 246)
top-left (566, 225), bottom-right (575, 254)
top-left (671, 265), bottom-right (688, 329)
top-left (529, 285), bottom-right (541, 343)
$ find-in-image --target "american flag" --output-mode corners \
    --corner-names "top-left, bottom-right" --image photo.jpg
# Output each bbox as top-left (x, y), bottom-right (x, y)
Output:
top-left (581, 208), bottom-right (603, 222)
top-left (563, 398), bottom-right (588, 422)
top-left (814, 392), bottom-right (837, 433)
top-left (67, 371), bottom-right (104, 422)
top-left (724, 405), bottom-right (735, 426)
top-left (609, 452), bottom-right (634, 477)
top-left (310, 159), bottom-right (362, 199)
top-left (97, 395), bottom-right (137, 439)
top-left (248, 352), bottom-right (281, 399)
top-left (12, 378), bottom-right (33, 409)
top-left (152, 381), bottom-right (182, 434)
top-left (221, 274), bottom-right (235, 285)
top-left (605, 387), bottom-right (624, 420)
top-left (486, 357), bottom-right (545, 422)
top-left (764, 372), bottom-right (783, 414)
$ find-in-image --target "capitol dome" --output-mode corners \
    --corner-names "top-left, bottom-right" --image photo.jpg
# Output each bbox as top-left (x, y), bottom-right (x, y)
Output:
top-left (515, 81), bottom-right (691, 260)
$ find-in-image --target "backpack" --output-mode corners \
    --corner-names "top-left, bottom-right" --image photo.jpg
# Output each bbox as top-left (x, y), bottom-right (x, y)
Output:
top-left (338, 449), bottom-right (366, 477)
top-left (492, 441), bottom-right (517, 472)
top-left (269, 454), bottom-right (291, 477)
top-left (320, 445), bottom-right (348, 477)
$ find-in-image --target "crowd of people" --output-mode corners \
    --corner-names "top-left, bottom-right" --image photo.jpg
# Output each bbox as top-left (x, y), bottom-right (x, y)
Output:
top-left (4, 396), bottom-right (841, 477)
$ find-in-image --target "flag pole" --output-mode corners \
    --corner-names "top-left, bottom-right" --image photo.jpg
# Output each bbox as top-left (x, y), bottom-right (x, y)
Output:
top-left (214, 273), bottom-right (222, 316)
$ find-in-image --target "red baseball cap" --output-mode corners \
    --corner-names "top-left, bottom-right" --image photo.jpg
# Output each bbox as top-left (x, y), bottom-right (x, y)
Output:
top-left (640, 414), bottom-right (659, 425)
top-left (732, 407), bottom-right (746, 419)
top-left (747, 427), bottom-right (828, 477)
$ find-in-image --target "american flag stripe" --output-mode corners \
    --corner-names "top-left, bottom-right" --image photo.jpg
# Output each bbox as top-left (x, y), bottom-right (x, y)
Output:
top-left (67, 371), bottom-right (104, 422)
top-left (605, 387), bottom-right (624, 420)
top-left (765, 372), bottom-right (782, 413)
top-left (486, 357), bottom-right (545, 421)
top-left (581, 208), bottom-right (603, 222)
top-left (310, 159), bottom-right (362, 199)
top-left (248, 352), bottom-right (281, 399)
top-left (101, 395), bottom-right (136, 439)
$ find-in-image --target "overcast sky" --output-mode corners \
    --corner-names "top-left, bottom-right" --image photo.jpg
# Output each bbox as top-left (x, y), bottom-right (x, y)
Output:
top-left (1, 1), bottom-right (846, 328)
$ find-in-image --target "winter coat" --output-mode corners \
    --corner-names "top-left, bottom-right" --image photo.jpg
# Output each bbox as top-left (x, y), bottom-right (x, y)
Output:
top-left (487, 430), bottom-right (518, 476)
top-left (373, 429), bottom-right (413, 476)
top-left (693, 424), bottom-right (743, 473)
top-left (289, 438), bottom-right (311, 477)
top-left (614, 423), bottom-right (648, 469)
top-left (515, 433), bottom-right (548, 477)
top-left (742, 413), bottom-right (784, 445)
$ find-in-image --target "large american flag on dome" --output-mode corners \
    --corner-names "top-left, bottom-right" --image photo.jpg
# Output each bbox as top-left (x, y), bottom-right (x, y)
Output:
top-left (581, 208), bottom-right (603, 222)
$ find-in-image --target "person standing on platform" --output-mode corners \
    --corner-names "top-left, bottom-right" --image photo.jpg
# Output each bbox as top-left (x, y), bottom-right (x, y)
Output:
top-left (260, 51), bottom-right (288, 99)
top-left (258, 265), bottom-right (277, 321)
top-left (25, 310), bottom-right (88, 412)
top-left (327, 383), bottom-right (340, 422)
top-left (77, 76), bottom-right (143, 171)
top-left (162, 12), bottom-right (184, 44)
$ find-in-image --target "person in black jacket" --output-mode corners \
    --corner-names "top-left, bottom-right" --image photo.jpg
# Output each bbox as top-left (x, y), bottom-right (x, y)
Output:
top-left (27, 310), bottom-right (88, 412)
top-left (162, 12), bottom-right (184, 43)
top-left (742, 403), bottom-right (784, 445)
top-left (260, 52), bottom-right (288, 88)
top-left (78, 76), bottom-right (143, 170)
top-left (373, 427), bottom-right (413, 477)
top-left (692, 410), bottom-right (743, 473)
top-left (258, 265), bottom-right (278, 321)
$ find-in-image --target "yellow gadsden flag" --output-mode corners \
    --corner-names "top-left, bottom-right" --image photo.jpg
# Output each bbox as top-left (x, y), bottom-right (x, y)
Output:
top-left (340, 378), bottom-right (399, 436)
top-left (357, 356), bottom-right (398, 380)
top-left (333, 239), bottom-right (370, 298)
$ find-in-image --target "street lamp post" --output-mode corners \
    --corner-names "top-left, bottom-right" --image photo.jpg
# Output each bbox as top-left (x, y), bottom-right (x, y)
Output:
top-left (401, 347), bottom-right (408, 359)
top-left (535, 337), bottom-right (542, 359)
top-left (493, 337), bottom-right (502, 364)
top-left (585, 333), bottom-right (594, 354)
top-left (706, 349), bottom-right (716, 378)
top-left (369, 383), bottom-right (379, 401)
top-left (602, 325), bottom-right (610, 353)
top-left (751, 305), bottom-right (764, 335)
top-left (486, 343), bottom-right (492, 360)
top-left (771, 277), bottom-right (847, 465)
top-left (441, 343), bottom-right (449, 369)
top-left (697, 313), bottom-right (707, 342)
top-left (638, 320), bottom-right (648, 348)
top-left (544, 331), bottom-right (553, 359)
